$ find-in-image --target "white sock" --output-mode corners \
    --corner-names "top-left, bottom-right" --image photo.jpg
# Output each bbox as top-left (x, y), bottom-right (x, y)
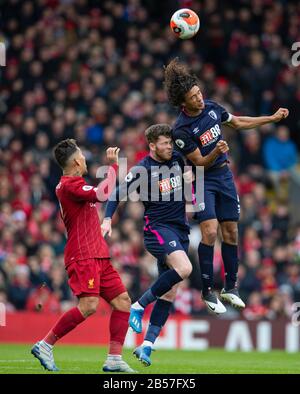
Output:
top-left (107, 354), bottom-right (121, 360)
top-left (132, 301), bottom-right (144, 311)
top-left (40, 340), bottom-right (53, 350)
top-left (142, 340), bottom-right (153, 348)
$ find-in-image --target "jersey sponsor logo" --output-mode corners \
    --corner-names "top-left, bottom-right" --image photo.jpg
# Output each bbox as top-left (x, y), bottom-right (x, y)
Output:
top-left (208, 110), bottom-right (217, 120)
top-left (82, 185), bottom-right (93, 191)
top-left (158, 176), bottom-right (181, 193)
top-left (169, 240), bottom-right (177, 247)
top-left (199, 124), bottom-right (221, 146)
top-left (175, 139), bottom-right (185, 149)
top-left (125, 172), bottom-right (133, 182)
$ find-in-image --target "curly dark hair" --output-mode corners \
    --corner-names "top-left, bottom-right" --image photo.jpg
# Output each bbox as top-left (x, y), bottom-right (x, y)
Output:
top-left (164, 58), bottom-right (200, 107)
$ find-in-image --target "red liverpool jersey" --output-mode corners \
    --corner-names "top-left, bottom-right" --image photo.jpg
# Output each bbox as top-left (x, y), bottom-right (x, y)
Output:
top-left (56, 176), bottom-right (110, 266)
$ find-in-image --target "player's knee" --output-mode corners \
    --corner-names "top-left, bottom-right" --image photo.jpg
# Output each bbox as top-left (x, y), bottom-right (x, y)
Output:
top-left (202, 228), bottom-right (218, 245)
top-left (85, 306), bottom-right (97, 317)
top-left (177, 262), bottom-right (192, 279)
top-left (223, 227), bottom-right (238, 244)
top-left (182, 263), bottom-right (193, 279)
top-left (79, 297), bottom-right (99, 317)
top-left (161, 291), bottom-right (176, 302)
top-left (111, 292), bottom-right (131, 312)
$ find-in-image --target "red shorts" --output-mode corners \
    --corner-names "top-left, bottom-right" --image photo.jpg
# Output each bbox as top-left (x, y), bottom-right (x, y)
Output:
top-left (66, 258), bottom-right (126, 302)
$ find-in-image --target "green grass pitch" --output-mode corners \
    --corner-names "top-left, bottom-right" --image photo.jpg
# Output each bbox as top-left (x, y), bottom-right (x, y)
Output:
top-left (0, 343), bottom-right (299, 374)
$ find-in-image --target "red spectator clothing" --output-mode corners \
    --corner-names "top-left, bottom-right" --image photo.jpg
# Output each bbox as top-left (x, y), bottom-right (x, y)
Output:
top-left (26, 287), bottom-right (61, 313)
top-left (56, 175), bottom-right (112, 267)
top-left (243, 304), bottom-right (268, 320)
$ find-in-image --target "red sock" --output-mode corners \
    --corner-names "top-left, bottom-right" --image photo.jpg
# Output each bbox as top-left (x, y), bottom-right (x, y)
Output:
top-left (108, 310), bottom-right (129, 355)
top-left (43, 307), bottom-right (85, 345)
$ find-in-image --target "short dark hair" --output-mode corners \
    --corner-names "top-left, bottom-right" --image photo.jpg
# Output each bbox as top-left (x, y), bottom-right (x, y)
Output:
top-left (145, 124), bottom-right (172, 144)
top-left (164, 58), bottom-right (200, 107)
top-left (53, 138), bottom-right (78, 169)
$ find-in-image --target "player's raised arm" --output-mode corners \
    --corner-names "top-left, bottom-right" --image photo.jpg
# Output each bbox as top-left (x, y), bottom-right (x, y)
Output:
top-left (102, 166), bottom-right (141, 237)
top-left (227, 107), bottom-right (289, 130)
top-left (53, 139), bottom-right (120, 203)
top-left (95, 147), bottom-right (120, 202)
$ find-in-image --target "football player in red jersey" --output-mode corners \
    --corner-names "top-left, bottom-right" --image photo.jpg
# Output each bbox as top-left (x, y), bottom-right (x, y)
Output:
top-left (31, 139), bottom-right (135, 373)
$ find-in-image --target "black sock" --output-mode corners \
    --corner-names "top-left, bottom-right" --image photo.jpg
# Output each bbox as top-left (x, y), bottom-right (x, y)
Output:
top-left (139, 269), bottom-right (183, 308)
top-left (198, 242), bottom-right (214, 296)
top-left (145, 299), bottom-right (173, 344)
top-left (222, 242), bottom-right (238, 290)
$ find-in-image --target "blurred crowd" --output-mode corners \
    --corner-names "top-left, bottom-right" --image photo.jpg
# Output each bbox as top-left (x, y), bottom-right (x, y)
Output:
top-left (1, 0), bottom-right (300, 321)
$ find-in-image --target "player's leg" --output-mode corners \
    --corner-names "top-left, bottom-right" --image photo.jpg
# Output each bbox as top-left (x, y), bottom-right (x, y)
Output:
top-left (31, 259), bottom-right (100, 371)
top-left (199, 218), bottom-right (218, 294)
top-left (31, 296), bottom-right (97, 371)
top-left (194, 185), bottom-right (226, 314)
top-left (130, 229), bottom-right (190, 332)
top-left (219, 221), bottom-right (245, 308)
top-left (215, 170), bottom-right (245, 308)
top-left (133, 285), bottom-right (177, 367)
top-left (100, 259), bottom-right (135, 373)
top-left (134, 235), bottom-right (191, 366)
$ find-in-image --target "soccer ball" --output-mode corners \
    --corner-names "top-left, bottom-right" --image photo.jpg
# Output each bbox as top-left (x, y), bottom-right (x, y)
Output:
top-left (170, 8), bottom-right (200, 40)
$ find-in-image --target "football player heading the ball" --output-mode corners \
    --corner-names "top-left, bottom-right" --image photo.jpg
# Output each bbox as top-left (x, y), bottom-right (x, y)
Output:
top-left (164, 58), bottom-right (289, 314)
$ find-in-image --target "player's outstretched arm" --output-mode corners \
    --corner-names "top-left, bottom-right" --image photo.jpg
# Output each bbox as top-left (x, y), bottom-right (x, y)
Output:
top-left (66, 147), bottom-right (120, 203)
top-left (95, 147), bottom-right (120, 201)
top-left (227, 108), bottom-right (289, 130)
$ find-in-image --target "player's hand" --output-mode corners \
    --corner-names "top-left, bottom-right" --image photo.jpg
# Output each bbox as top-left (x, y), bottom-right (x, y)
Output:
top-left (106, 147), bottom-right (120, 165)
top-left (271, 108), bottom-right (289, 122)
top-left (215, 140), bottom-right (229, 155)
top-left (101, 218), bottom-right (112, 237)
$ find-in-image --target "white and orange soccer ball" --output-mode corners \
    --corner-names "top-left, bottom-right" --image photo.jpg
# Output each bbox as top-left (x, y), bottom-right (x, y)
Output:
top-left (170, 8), bottom-right (200, 40)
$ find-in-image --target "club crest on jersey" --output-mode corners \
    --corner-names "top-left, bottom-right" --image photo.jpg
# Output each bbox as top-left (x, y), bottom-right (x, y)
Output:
top-left (125, 172), bottom-right (133, 182)
top-left (198, 202), bottom-right (205, 211)
top-left (88, 278), bottom-right (95, 289)
top-left (208, 110), bottom-right (217, 120)
top-left (175, 139), bottom-right (185, 149)
top-left (169, 240), bottom-right (177, 247)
